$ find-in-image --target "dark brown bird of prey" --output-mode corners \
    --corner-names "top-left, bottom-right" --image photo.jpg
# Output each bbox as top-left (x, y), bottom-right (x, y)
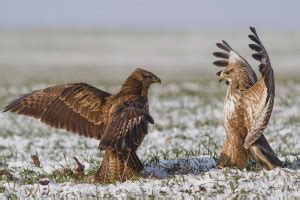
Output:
top-left (213, 27), bottom-right (283, 170)
top-left (4, 68), bottom-right (161, 183)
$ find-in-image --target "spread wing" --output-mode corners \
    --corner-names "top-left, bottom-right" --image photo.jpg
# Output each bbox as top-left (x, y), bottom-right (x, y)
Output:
top-left (99, 99), bottom-right (154, 153)
top-left (243, 27), bottom-right (275, 149)
top-left (4, 83), bottom-right (111, 139)
top-left (213, 40), bottom-right (257, 84)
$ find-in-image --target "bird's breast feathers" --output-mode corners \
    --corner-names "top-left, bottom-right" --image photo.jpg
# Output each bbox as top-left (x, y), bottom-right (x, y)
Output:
top-left (224, 92), bottom-right (238, 119)
top-left (223, 91), bottom-right (243, 134)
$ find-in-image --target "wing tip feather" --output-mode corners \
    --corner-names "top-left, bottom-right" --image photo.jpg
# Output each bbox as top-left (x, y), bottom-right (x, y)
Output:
top-left (213, 60), bottom-right (229, 67)
top-left (249, 26), bottom-right (256, 34)
top-left (213, 52), bottom-right (230, 59)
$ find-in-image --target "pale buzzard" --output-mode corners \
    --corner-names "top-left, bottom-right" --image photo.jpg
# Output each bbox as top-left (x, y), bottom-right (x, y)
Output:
top-left (213, 27), bottom-right (283, 170)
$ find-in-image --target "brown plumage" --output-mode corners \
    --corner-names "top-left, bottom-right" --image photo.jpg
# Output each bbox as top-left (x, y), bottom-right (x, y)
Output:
top-left (213, 27), bottom-right (283, 170)
top-left (3, 68), bottom-right (161, 183)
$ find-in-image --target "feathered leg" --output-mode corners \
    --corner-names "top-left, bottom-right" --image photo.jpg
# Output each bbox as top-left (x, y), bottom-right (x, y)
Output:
top-left (218, 136), bottom-right (248, 170)
top-left (249, 134), bottom-right (283, 170)
top-left (231, 135), bottom-right (248, 170)
top-left (217, 139), bottom-right (232, 168)
top-left (94, 150), bottom-right (144, 183)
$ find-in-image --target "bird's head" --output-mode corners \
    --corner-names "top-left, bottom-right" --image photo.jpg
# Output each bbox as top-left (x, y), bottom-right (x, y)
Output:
top-left (216, 67), bottom-right (236, 86)
top-left (216, 65), bottom-right (255, 87)
top-left (213, 40), bottom-right (257, 88)
top-left (132, 68), bottom-right (161, 86)
top-left (216, 65), bottom-right (245, 86)
top-left (120, 68), bottom-right (161, 96)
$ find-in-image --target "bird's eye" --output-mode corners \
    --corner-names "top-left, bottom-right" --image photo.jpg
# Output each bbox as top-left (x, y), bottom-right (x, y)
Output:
top-left (225, 71), bottom-right (231, 75)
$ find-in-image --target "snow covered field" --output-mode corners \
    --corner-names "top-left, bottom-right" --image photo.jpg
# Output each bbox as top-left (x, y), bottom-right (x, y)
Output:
top-left (0, 79), bottom-right (299, 199)
top-left (0, 29), bottom-right (299, 198)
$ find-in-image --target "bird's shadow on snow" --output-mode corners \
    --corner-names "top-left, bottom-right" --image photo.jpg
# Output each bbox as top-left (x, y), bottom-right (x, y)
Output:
top-left (143, 156), bottom-right (216, 179)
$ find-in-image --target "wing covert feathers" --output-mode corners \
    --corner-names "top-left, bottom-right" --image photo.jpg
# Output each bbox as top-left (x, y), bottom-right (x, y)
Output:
top-left (99, 100), bottom-right (153, 152)
top-left (243, 27), bottom-right (275, 149)
top-left (4, 83), bottom-right (111, 139)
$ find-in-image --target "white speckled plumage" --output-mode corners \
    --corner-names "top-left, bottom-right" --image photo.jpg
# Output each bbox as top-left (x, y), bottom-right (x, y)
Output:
top-left (214, 27), bottom-right (283, 170)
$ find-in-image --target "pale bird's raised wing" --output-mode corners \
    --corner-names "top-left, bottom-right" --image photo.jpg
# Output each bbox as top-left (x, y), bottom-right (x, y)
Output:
top-left (213, 40), bottom-right (257, 84)
top-left (99, 98), bottom-right (154, 153)
top-left (4, 83), bottom-right (111, 139)
top-left (243, 27), bottom-right (275, 149)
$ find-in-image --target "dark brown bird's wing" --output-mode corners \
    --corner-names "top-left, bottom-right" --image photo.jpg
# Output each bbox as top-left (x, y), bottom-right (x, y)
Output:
top-left (243, 27), bottom-right (275, 149)
top-left (213, 40), bottom-right (257, 83)
top-left (4, 83), bottom-right (111, 139)
top-left (99, 99), bottom-right (154, 153)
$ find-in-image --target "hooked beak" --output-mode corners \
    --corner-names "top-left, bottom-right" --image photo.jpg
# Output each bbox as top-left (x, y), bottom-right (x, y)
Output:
top-left (216, 71), bottom-right (229, 85)
top-left (216, 70), bottom-right (224, 82)
top-left (152, 76), bottom-right (161, 84)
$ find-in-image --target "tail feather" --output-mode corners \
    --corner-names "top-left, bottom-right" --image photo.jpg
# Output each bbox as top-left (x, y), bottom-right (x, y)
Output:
top-left (94, 150), bottom-right (143, 183)
top-left (249, 135), bottom-right (284, 170)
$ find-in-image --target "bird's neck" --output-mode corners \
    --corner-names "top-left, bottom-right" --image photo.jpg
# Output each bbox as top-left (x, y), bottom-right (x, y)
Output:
top-left (228, 76), bottom-right (253, 93)
top-left (118, 78), bottom-right (149, 97)
top-left (227, 82), bottom-right (240, 97)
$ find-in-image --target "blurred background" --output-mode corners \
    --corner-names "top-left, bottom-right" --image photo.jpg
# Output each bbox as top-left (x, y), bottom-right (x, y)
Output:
top-left (0, 0), bottom-right (300, 84)
top-left (1, 1), bottom-right (300, 198)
